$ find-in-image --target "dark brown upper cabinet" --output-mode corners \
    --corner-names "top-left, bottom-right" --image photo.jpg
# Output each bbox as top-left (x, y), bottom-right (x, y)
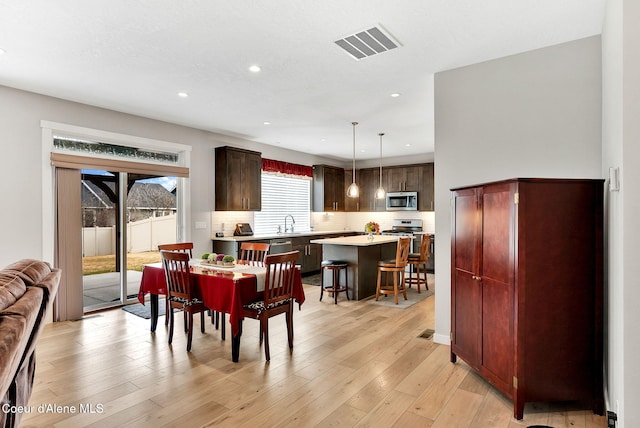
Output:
top-left (314, 162), bottom-right (434, 212)
top-left (215, 146), bottom-right (262, 211)
top-left (419, 163), bottom-right (434, 211)
top-left (356, 167), bottom-right (386, 212)
top-left (312, 165), bottom-right (345, 212)
top-left (385, 165), bottom-right (422, 192)
top-left (383, 163), bottom-right (434, 211)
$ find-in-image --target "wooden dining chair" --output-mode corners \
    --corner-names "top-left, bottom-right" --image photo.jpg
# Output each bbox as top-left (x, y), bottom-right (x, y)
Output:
top-left (157, 243), bottom-right (194, 326)
top-left (160, 250), bottom-right (207, 352)
top-left (158, 242), bottom-right (193, 257)
top-left (242, 250), bottom-right (299, 361)
top-left (158, 242), bottom-right (225, 337)
top-left (405, 234), bottom-right (431, 293)
top-left (375, 237), bottom-right (412, 305)
top-left (239, 242), bottom-right (271, 266)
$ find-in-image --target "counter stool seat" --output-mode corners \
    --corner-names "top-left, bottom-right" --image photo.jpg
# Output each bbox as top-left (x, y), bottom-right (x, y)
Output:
top-left (320, 260), bottom-right (349, 304)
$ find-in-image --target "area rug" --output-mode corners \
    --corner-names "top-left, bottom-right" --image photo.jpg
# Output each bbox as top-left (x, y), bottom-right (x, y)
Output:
top-left (122, 299), bottom-right (166, 319)
top-left (366, 286), bottom-right (434, 309)
top-left (302, 273), bottom-right (322, 286)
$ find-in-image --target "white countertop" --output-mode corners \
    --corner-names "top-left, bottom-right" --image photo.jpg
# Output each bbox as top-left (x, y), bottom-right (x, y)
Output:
top-left (310, 234), bottom-right (408, 247)
top-left (212, 230), bottom-right (358, 242)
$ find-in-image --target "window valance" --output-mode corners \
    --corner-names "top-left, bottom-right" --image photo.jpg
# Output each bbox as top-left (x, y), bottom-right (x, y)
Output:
top-left (262, 158), bottom-right (313, 178)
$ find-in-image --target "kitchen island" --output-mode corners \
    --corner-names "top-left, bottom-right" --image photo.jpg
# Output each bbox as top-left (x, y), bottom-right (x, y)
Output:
top-left (309, 234), bottom-right (405, 300)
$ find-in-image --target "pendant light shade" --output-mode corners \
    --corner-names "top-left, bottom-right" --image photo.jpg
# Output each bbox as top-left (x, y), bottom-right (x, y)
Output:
top-left (375, 132), bottom-right (386, 199)
top-left (347, 121), bottom-right (359, 198)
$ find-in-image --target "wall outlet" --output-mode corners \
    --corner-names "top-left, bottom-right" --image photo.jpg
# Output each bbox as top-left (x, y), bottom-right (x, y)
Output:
top-left (607, 410), bottom-right (617, 428)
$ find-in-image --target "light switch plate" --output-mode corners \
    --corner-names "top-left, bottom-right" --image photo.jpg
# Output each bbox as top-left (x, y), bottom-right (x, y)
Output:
top-left (609, 167), bottom-right (620, 192)
top-left (195, 221), bottom-right (207, 230)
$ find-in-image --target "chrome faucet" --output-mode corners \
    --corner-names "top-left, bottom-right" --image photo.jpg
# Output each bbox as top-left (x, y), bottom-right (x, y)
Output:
top-left (284, 214), bottom-right (296, 233)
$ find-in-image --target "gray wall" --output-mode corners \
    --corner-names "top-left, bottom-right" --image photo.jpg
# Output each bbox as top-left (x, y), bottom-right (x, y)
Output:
top-left (433, 35), bottom-right (602, 342)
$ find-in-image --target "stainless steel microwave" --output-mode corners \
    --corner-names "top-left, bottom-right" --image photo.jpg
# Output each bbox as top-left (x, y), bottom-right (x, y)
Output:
top-left (386, 192), bottom-right (418, 211)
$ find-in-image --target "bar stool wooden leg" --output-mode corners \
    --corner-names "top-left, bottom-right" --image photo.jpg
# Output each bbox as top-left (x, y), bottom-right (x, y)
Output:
top-left (319, 266), bottom-right (325, 301)
top-left (333, 269), bottom-right (339, 304)
top-left (423, 262), bottom-right (429, 291)
top-left (401, 271), bottom-right (408, 301)
top-left (345, 267), bottom-right (349, 300)
top-left (392, 271), bottom-right (398, 305)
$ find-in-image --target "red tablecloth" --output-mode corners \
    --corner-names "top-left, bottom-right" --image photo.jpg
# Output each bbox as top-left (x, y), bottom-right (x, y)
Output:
top-left (137, 263), bottom-right (305, 336)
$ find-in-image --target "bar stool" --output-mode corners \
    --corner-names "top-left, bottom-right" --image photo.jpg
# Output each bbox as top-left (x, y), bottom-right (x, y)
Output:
top-left (320, 260), bottom-right (349, 304)
top-left (376, 237), bottom-right (411, 304)
top-left (405, 234), bottom-right (431, 293)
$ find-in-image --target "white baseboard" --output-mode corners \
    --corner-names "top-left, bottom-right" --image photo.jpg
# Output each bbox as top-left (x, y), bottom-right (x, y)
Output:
top-left (433, 332), bottom-right (450, 345)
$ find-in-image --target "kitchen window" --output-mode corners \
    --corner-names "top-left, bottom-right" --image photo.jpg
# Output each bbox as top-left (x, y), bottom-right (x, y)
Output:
top-left (254, 172), bottom-right (311, 235)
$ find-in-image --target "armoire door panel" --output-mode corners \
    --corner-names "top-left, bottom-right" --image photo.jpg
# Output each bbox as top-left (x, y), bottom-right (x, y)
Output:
top-left (452, 270), bottom-right (482, 367)
top-left (481, 276), bottom-right (514, 390)
top-left (453, 189), bottom-right (479, 275)
top-left (481, 186), bottom-right (513, 284)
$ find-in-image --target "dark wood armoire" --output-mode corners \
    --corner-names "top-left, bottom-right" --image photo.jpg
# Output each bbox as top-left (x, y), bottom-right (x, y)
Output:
top-left (450, 178), bottom-right (604, 420)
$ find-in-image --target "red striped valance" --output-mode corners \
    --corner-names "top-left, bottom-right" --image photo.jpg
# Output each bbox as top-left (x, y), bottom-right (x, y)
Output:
top-left (262, 158), bottom-right (313, 178)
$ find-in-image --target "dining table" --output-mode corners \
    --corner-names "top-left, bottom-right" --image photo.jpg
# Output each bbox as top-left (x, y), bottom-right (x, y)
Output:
top-left (137, 260), bottom-right (305, 362)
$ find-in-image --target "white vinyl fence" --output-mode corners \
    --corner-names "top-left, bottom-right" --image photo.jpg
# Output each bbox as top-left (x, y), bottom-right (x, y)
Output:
top-left (82, 214), bottom-right (177, 256)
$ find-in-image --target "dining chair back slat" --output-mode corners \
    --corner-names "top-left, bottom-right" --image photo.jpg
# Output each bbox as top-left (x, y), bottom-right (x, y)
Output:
top-left (158, 242), bottom-right (193, 258)
top-left (264, 251), bottom-right (296, 305)
top-left (161, 251), bottom-right (193, 301)
top-left (239, 242), bottom-right (271, 266)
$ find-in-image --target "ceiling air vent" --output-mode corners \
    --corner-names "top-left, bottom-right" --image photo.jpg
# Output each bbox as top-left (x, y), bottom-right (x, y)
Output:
top-left (334, 25), bottom-right (401, 60)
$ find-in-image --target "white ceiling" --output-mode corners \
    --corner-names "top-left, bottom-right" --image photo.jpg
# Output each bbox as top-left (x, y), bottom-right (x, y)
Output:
top-left (0, 0), bottom-right (605, 161)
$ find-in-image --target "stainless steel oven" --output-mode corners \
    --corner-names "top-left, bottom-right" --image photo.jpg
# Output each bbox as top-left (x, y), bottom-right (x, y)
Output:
top-left (386, 192), bottom-right (418, 211)
top-left (381, 219), bottom-right (422, 252)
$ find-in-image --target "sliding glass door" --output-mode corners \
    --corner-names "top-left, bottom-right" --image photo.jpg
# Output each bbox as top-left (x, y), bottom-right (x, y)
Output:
top-left (81, 170), bottom-right (177, 311)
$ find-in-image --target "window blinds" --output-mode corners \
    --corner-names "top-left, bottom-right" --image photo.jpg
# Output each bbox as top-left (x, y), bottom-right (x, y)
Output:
top-left (253, 173), bottom-right (311, 235)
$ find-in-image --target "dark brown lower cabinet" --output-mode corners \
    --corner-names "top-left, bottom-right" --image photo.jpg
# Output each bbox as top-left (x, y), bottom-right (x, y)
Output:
top-left (450, 178), bottom-right (604, 420)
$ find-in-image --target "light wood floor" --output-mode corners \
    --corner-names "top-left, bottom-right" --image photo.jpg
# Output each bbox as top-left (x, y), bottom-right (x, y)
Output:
top-left (22, 278), bottom-right (606, 428)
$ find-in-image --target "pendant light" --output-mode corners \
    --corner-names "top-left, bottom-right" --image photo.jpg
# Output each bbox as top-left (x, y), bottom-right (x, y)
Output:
top-left (375, 132), bottom-right (386, 199)
top-left (346, 121), bottom-right (359, 198)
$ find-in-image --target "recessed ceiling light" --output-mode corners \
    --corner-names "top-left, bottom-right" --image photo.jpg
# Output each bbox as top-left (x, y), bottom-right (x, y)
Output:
top-left (321, 138), bottom-right (326, 142)
top-left (177, 92), bottom-right (189, 98)
top-left (263, 121), bottom-right (270, 125)
top-left (0, 48), bottom-right (5, 55)
top-left (391, 93), bottom-right (401, 97)
top-left (249, 65), bottom-right (261, 73)
top-left (405, 143), bottom-right (411, 147)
